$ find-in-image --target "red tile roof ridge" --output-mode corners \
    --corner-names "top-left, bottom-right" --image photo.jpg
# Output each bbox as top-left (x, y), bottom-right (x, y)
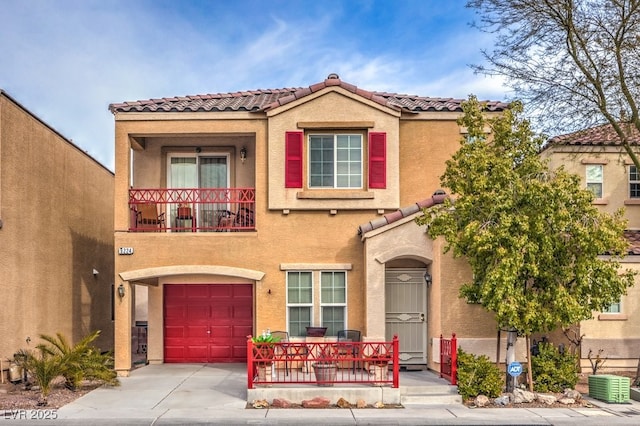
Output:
top-left (548, 123), bottom-right (640, 146)
top-left (357, 190), bottom-right (448, 236)
top-left (109, 74), bottom-right (509, 114)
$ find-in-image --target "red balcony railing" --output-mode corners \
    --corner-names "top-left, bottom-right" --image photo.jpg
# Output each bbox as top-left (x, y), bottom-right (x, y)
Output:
top-left (247, 336), bottom-right (400, 389)
top-left (128, 188), bottom-right (255, 232)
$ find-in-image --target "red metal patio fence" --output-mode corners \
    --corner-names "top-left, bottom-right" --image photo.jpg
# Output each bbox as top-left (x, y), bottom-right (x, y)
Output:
top-left (440, 333), bottom-right (457, 385)
top-left (247, 335), bottom-right (400, 389)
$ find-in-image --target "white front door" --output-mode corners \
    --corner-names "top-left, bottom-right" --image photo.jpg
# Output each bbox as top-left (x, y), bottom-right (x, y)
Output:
top-left (385, 268), bottom-right (427, 365)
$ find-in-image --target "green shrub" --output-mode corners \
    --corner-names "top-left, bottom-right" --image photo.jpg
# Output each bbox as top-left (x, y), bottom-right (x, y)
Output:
top-left (14, 348), bottom-right (63, 405)
top-left (37, 330), bottom-right (118, 390)
top-left (531, 342), bottom-right (578, 392)
top-left (456, 348), bottom-right (503, 400)
top-left (15, 330), bottom-right (119, 405)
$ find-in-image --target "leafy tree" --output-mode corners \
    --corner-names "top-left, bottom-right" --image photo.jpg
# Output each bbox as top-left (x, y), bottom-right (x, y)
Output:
top-left (416, 96), bottom-right (635, 390)
top-left (467, 0), bottom-right (640, 169)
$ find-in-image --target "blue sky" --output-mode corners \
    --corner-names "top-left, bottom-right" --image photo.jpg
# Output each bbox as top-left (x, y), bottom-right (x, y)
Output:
top-left (0, 0), bottom-right (508, 171)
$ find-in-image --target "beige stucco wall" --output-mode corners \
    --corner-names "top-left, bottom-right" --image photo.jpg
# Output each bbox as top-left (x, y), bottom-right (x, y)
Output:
top-left (543, 145), bottom-right (640, 225)
top-left (0, 93), bottom-right (115, 365)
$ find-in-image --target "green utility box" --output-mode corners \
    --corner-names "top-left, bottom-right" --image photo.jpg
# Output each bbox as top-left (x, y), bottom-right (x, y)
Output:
top-left (588, 375), bottom-right (630, 403)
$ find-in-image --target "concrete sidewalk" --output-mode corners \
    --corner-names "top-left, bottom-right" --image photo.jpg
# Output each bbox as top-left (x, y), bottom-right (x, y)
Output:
top-left (3, 363), bottom-right (640, 425)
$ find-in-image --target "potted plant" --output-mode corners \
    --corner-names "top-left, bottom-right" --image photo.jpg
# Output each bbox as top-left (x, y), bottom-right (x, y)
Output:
top-left (312, 343), bottom-right (338, 387)
top-left (365, 348), bottom-right (390, 386)
top-left (251, 333), bottom-right (281, 386)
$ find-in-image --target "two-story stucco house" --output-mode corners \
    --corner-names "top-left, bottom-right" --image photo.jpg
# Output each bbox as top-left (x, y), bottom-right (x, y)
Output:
top-left (543, 124), bottom-right (640, 371)
top-left (109, 74), bottom-right (513, 376)
top-left (0, 90), bottom-right (115, 378)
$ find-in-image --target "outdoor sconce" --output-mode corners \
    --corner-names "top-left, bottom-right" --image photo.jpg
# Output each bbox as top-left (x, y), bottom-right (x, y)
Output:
top-left (424, 272), bottom-right (432, 287)
top-left (118, 283), bottom-right (125, 299)
top-left (240, 146), bottom-right (247, 164)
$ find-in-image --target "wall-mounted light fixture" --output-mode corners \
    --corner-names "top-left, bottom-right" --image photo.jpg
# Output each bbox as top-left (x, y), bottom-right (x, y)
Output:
top-left (118, 283), bottom-right (126, 299)
top-left (92, 268), bottom-right (99, 276)
top-left (240, 146), bottom-right (247, 164)
top-left (424, 272), bottom-right (432, 287)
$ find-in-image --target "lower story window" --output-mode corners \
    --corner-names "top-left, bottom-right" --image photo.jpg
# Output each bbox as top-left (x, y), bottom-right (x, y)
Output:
top-left (286, 270), bottom-right (347, 337)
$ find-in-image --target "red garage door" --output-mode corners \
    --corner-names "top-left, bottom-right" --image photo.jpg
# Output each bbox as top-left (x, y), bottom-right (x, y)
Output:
top-left (164, 284), bottom-right (253, 363)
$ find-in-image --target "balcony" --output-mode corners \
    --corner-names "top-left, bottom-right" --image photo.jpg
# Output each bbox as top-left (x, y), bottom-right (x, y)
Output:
top-left (129, 188), bottom-right (255, 232)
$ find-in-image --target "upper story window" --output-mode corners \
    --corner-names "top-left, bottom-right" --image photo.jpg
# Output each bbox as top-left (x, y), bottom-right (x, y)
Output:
top-left (285, 131), bottom-right (386, 190)
top-left (309, 134), bottom-right (362, 189)
top-left (585, 164), bottom-right (603, 198)
top-left (630, 165), bottom-right (640, 198)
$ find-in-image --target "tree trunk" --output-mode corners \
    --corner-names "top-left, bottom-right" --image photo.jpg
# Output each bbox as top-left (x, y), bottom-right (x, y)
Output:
top-left (526, 335), bottom-right (533, 392)
top-left (505, 329), bottom-right (518, 392)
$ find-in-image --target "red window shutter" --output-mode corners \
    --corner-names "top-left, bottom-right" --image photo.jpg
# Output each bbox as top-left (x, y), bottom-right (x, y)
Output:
top-left (285, 131), bottom-right (303, 188)
top-left (369, 132), bottom-right (386, 189)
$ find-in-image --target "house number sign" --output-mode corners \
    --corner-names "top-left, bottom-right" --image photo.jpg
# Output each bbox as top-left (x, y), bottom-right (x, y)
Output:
top-left (118, 247), bottom-right (134, 255)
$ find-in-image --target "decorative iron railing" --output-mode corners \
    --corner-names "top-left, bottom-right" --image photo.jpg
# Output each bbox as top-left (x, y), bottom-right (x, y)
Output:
top-left (440, 333), bottom-right (457, 385)
top-left (128, 188), bottom-right (255, 232)
top-left (247, 335), bottom-right (400, 389)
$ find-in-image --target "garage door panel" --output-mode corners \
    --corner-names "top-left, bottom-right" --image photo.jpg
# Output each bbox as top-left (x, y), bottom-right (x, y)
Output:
top-left (186, 284), bottom-right (210, 298)
top-left (164, 283), bottom-right (253, 363)
top-left (165, 306), bottom-right (186, 320)
top-left (187, 305), bottom-right (210, 320)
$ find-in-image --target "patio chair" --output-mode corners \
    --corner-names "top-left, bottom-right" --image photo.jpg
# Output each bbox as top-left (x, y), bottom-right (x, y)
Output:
top-left (270, 331), bottom-right (291, 376)
top-left (135, 203), bottom-right (165, 231)
top-left (337, 329), bottom-right (361, 373)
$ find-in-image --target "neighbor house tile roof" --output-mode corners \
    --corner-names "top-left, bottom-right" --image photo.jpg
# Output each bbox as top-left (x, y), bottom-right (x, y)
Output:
top-left (357, 190), bottom-right (448, 236)
top-left (109, 74), bottom-right (509, 114)
top-left (549, 123), bottom-right (640, 146)
top-left (624, 230), bottom-right (640, 255)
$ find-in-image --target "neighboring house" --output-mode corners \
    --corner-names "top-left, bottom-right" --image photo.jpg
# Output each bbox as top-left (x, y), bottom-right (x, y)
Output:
top-left (109, 74), bottom-right (513, 376)
top-left (543, 124), bottom-right (640, 371)
top-left (0, 90), bottom-right (115, 377)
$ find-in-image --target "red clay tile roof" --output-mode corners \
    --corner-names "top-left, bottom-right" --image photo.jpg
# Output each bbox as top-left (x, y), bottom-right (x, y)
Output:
top-left (549, 123), bottom-right (640, 147)
top-left (109, 74), bottom-right (509, 114)
top-left (624, 230), bottom-right (640, 255)
top-left (357, 190), bottom-right (448, 236)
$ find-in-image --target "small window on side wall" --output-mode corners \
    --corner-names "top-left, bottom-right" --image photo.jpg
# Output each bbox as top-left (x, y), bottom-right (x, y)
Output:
top-left (586, 164), bottom-right (603, 198)
top-left (630, 166), bottom-right (640, 198)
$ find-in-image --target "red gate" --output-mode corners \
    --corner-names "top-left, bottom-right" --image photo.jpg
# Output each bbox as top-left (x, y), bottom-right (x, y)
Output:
top-left (440, 333), bottom-right (457, 385)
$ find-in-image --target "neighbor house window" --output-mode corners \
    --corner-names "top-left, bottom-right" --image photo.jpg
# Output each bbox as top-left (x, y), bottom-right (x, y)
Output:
top-left (286, 271), bottom-right (313, 337)
top-left (286, 270), bottom-right (348, 337)
top-left (320, 271), bottom-right (347, 336)
top-left (604, 301), bottom-right (621, 313)
top-left (630, 166), bottom-right (640, 198)
top-left (586, 165), bottom-right (603, 198)
top-left (309, 134), bottom-right (362, 189)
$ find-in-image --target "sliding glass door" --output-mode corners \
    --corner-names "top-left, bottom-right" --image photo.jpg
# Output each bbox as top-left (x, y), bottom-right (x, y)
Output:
top-left (168, 154), bottom-right (229, 230)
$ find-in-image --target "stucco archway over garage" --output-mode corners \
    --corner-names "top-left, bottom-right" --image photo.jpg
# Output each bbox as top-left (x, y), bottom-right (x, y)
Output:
top-left (114, 265), bottom-right (265, 375)
top-left (357, 193), bottom-right (445, 349)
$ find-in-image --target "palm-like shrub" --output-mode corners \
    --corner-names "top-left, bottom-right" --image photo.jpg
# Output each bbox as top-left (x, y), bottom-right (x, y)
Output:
top-left (14, 330), bottom-right (119, 405)
top-left (38, 330), bottom-right (118, 390)
top-left (14, 347), bottom-right (63, 406)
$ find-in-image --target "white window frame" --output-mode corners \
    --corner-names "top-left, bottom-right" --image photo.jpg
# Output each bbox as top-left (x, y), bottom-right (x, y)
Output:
top-left (630, 165), bottom-right (640, 199)
top-left (286, 271), bottom-right (314, 338)
top-left (319, 271), bottom-right (347, 337)
top-left (604, 300), bottom-right (621, 314)
top-left (285, 268), bottom-right (349, 337)
top-left (308, 133), bottom-right (363, 189)
top-left (585, 164), bottom-right (603, 199)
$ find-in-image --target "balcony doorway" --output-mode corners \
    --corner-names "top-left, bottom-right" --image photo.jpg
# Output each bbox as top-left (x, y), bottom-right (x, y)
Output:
top-left (168, 153), bottom-right (230, 230)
